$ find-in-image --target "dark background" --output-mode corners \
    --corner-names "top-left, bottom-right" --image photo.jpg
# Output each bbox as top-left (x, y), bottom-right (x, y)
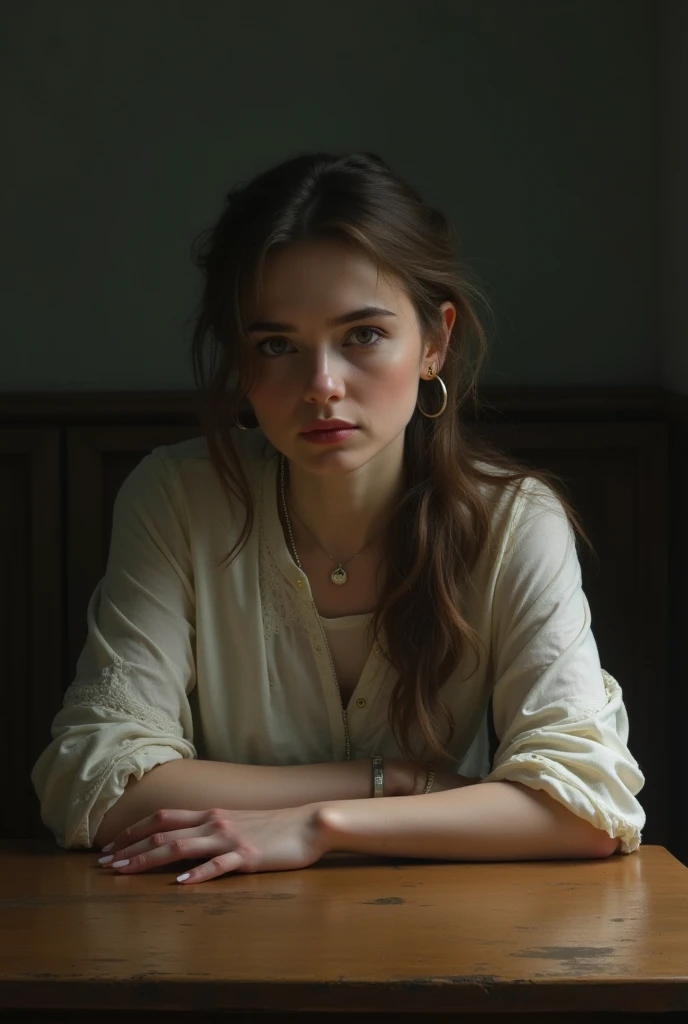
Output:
top-left (1, 0), bottom-right (686, 862)
top-left (3, 0), bottom-right (683, 393)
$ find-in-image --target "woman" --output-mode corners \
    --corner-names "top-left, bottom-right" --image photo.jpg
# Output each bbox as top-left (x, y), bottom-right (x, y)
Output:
top-left (31, 151), bottom-right (645, 884)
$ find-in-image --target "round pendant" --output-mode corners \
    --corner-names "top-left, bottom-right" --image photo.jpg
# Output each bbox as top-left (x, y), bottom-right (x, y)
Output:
top-left (331, 566), bottom-right (348, 585)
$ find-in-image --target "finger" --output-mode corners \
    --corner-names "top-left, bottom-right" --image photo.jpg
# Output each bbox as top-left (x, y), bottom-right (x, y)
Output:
top-left (103, 809), bottom-right (209, 855)
top-left (109, 834), bottom-right (221, 874)
top-left (108, 821), bottom-right (216, 862)
top-left (176, 849), bottom-right (246, 885)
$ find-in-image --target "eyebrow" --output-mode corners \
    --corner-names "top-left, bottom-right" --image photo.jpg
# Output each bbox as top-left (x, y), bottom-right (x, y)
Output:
top-left (247, 306), bottom-right (397, 333)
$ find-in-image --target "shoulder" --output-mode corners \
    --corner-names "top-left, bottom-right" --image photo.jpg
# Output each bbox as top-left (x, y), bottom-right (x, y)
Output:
top-left (116, 429), bottom-right (278, 525)
top-left (112, 428), bottom-right (274, 512)
top-left (156, 428), bottom-right (275, 476)
top-left (470, 459), bottom-right (570, 561)
top-left (473, 456), bottom-right (563, 511)
top-left (141, 428), bottom-right (277, 492)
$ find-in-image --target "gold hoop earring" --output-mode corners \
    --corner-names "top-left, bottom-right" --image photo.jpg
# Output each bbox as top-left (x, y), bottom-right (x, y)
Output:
top-left (416, 365), bottom-right (448, 419)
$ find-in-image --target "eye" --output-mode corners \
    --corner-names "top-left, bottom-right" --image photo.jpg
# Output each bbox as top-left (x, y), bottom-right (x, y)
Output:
top-left (348, 326), bottom-right (385, 347)
top-left (255, 325), bottom-right (385, 359)
top-left (256, 337), bottom-right (294, 358)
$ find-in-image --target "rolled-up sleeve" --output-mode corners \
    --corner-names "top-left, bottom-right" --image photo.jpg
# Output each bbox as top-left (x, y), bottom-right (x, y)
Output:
top-left (31, 448), bottom-right (198, 850)
top-left (482, 477), bottom-right (645, 854)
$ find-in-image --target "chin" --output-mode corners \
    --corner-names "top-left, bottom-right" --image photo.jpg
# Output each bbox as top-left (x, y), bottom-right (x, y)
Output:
top-left (292, 440), bottom-right (402, 477)
top-left (292, 450), bottom-right (364, 474)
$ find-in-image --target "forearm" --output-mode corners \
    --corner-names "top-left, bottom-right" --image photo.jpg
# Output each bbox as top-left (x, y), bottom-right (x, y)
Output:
top-left (318, 780), bottom-right (620, 862)
top-left (94, 756), bottom-right (408, 849)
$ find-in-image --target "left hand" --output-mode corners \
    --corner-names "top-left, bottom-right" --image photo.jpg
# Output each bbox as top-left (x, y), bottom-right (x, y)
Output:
top-left (98, 804), bottom-right (330, 884)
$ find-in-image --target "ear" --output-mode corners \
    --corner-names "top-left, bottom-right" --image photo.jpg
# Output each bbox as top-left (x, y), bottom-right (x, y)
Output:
top-left (422, 302), bottom-right (456, 374)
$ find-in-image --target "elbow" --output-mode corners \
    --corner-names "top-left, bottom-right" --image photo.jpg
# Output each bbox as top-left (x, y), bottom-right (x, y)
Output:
top-left (92, 774), bottom-right (143, 850)
top-left (504, 781), bottom-right (623, 860)
top-left (574, 825), bottom-right (621, 859)
top-left (592, 833), bottom-right (622, 858)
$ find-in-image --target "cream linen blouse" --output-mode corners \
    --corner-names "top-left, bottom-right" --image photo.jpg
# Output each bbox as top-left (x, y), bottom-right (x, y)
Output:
top-left (31, 429), bottom-right (646, 853)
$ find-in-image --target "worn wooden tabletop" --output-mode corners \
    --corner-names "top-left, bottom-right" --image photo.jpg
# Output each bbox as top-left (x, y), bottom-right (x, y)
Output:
top-left (1, 841), bottom-right (686, 1021)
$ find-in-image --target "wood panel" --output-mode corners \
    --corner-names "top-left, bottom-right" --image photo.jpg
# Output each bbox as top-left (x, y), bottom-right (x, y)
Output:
top-left (0, 385), bottom-right (665, 421)
top-left (0, 429), bottom-right (61, 840)
top-left (660, 389), bottom-right (688, 868)
top-left (0, 387), bottom-right (676, 857)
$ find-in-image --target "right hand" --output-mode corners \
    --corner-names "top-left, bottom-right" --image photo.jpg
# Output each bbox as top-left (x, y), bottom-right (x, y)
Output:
top-left (388, 758), bottom-right (480, 797)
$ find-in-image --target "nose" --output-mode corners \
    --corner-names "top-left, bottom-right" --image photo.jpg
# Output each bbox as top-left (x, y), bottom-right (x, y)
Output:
top-left (301, 351), bottom-right (346, 404)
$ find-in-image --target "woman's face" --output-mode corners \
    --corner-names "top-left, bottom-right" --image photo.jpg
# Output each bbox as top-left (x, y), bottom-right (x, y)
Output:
top-left (244, 239), bottom-right (454, 477)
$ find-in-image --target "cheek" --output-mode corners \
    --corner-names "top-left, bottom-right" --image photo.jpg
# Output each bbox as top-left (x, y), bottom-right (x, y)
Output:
top-left (247, 371), bottom-right (286, 409)
top-left (368, 353), bottom-right (420, 403)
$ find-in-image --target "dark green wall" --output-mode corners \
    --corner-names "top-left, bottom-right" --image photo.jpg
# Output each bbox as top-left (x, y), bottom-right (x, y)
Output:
top-left (660, 0), bottom-right (688, 396)
top-left (2, 0), bottom-right (660, 390)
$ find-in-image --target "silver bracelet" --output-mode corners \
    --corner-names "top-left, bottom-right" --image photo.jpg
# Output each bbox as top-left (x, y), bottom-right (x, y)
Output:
top-left (371, 754), bottom-right (384, 797)
top-left (424, 766), bottom-right (436, 794)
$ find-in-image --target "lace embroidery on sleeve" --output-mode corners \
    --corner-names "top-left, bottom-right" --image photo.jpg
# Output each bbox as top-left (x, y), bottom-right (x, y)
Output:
top-left (62, 652), bottom-right (184, 737)
top-left (61, 653), bottom-right (191, 848)
top-left (68, 748), bottom-right (165, 849)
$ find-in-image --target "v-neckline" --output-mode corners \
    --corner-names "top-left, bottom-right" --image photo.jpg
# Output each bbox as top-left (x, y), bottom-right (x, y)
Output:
top-left (260, 452), bottom-right (388, 714)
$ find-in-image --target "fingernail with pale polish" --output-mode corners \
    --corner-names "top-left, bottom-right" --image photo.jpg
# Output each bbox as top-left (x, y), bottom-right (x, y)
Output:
top-left (98, 855), bottom-right (114, 865)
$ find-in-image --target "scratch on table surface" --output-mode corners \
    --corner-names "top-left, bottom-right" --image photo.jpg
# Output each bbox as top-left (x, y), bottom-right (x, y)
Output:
top-left (361, 896), bottom-right (407, 905)
top-left (511, 946), bottom-right (616, 960)
top-left (386, 974), bottom-right (503, 995)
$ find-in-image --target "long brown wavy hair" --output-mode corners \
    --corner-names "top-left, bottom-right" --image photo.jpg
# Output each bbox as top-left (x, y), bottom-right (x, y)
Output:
top-left (187, 151), bottom-right (595, 765)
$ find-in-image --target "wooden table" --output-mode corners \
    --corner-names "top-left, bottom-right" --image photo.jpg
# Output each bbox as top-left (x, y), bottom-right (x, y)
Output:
top-left (1, 841), bottom-right (687, 1021)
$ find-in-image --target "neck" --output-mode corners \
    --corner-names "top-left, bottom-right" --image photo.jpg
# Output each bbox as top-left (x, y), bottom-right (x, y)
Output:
top-left (280, 447), bottom-right (404, 564)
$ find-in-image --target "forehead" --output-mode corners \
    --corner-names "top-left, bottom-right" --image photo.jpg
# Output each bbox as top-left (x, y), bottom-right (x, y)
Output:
top-left (250, 240), bottom-right (413, 320)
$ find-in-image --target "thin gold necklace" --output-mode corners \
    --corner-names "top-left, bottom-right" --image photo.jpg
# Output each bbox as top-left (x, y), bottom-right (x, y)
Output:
top-left (279, 454), bottom-right (386, 586)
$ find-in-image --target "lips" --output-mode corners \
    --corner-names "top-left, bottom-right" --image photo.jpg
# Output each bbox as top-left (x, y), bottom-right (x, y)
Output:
top-left (300, 422), bottom-right (356, 434)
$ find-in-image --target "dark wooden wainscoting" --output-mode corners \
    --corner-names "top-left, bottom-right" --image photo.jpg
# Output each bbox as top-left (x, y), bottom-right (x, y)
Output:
top-left (1, 386), bottom-right (683, 864)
